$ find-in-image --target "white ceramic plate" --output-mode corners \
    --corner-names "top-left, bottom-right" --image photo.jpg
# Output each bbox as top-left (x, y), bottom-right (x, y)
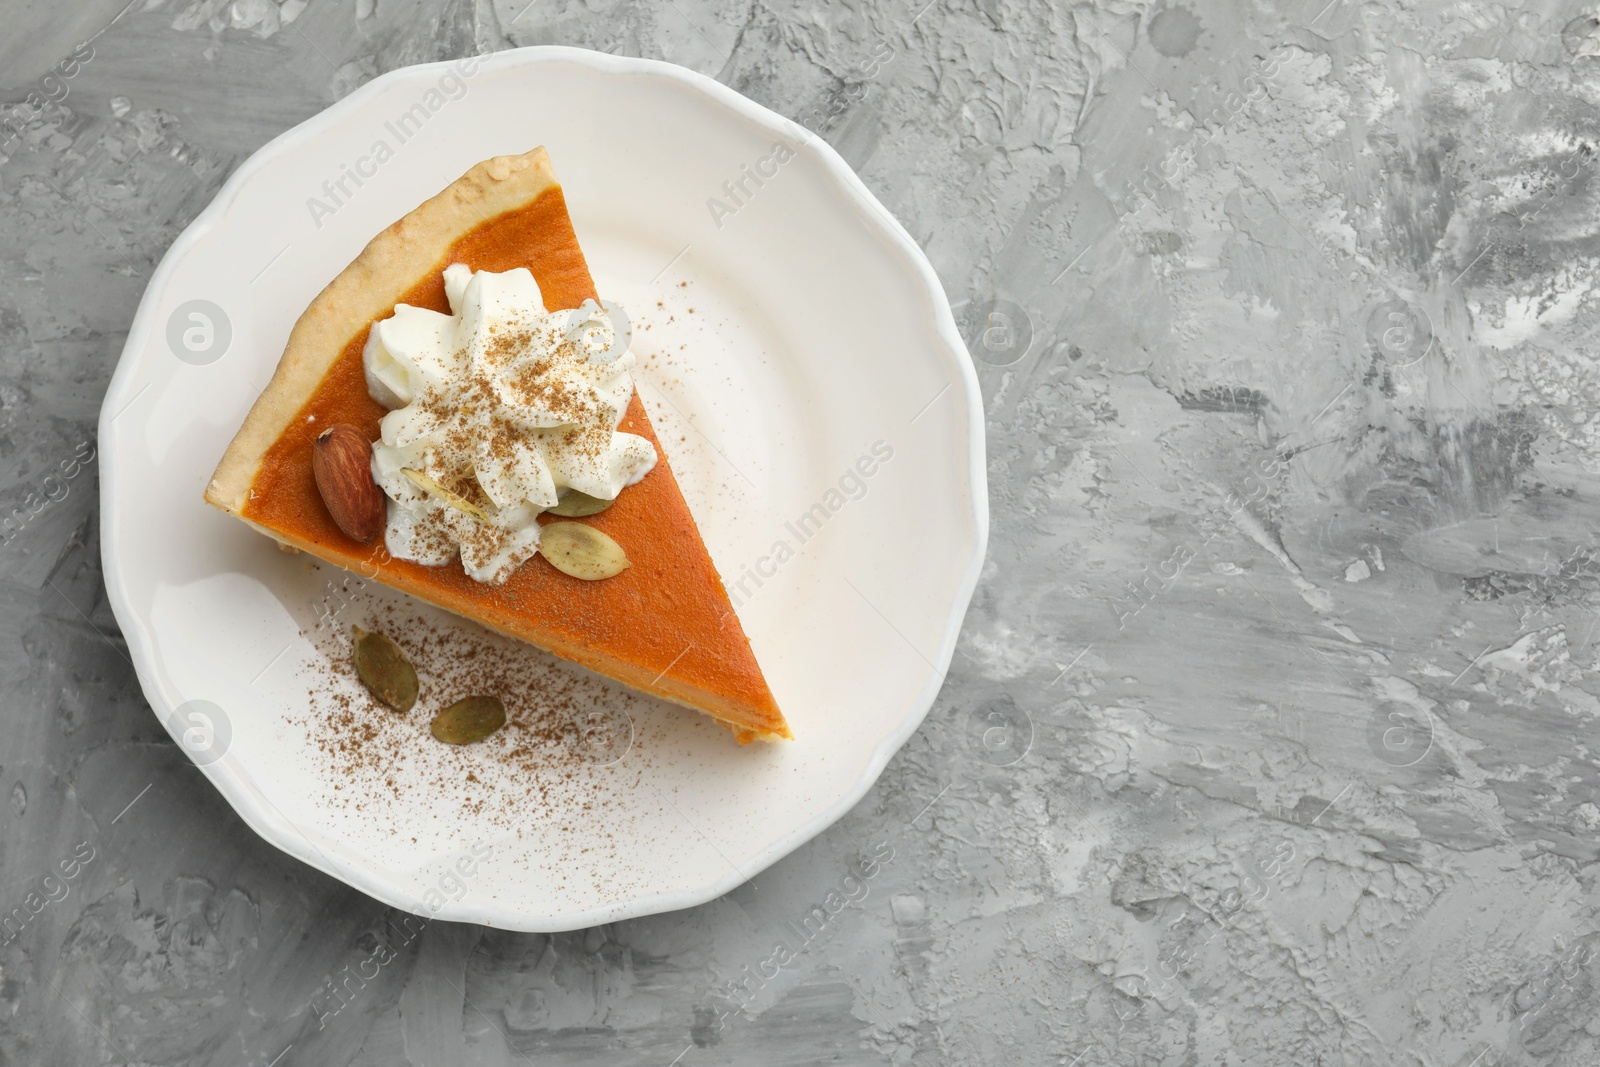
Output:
top-left (99, 46), bottom-right (985, 931)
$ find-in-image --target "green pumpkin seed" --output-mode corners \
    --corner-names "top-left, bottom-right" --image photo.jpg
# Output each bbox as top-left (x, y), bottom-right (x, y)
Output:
top-left (549, 489), bottom-right (614, 517)
top-left (401, 467), bottom-right (490, 522)
top-left (538, 521), bottom-right (631, 580)
top-left (431, 695), bottom-right (507, 745)
top-left (352, 625), bottom-right (418, 713)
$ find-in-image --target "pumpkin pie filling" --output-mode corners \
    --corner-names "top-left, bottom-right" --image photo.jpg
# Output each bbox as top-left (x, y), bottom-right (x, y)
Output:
top-left (207, 149), bottom-right (790, 743)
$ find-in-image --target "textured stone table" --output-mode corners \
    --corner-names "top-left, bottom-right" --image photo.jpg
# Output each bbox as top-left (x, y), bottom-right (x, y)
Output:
top-left (5, 0), bottom-right (1600, 1063)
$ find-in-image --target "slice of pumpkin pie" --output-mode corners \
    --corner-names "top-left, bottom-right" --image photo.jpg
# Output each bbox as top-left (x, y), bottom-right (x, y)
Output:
top-left (205, 147), bottom-right (790, 743)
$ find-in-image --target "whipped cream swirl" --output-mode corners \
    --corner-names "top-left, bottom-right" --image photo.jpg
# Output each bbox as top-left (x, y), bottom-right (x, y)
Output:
top-left (363, 264), bottom-right (655, 583)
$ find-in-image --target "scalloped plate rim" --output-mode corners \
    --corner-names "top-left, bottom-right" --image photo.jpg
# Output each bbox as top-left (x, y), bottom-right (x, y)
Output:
top-left (97, 45), bottom-right (988, 931)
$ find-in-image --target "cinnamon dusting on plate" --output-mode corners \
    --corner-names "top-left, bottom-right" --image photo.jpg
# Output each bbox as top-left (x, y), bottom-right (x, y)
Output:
top-left (294, 598), bottom-right (654, 844)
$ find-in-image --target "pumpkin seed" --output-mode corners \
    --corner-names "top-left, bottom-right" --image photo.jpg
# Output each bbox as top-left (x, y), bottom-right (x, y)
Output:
top-left (401, 467), bottom-right (490, 522)
top-left (352, 625), bottom-right (418, 713)
top-left (431, 695), bottom-right (507, 745)
top-left (538, 521), bottom-right (630, 580)
top-left (549, 489), bottom-right (614, 518)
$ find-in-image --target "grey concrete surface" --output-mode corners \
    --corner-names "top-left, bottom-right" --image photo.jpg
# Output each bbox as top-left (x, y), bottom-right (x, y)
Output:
top-left (4, 0), bottom-right (1600, 1063)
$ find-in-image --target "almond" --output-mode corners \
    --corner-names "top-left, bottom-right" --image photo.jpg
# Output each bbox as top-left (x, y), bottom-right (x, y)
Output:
top-left (312, 424), bottom-right (386, 544)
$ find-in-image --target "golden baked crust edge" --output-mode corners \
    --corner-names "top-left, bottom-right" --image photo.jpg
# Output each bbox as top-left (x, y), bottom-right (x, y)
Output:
top-left (203, 147), bottom-right (561, 514)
